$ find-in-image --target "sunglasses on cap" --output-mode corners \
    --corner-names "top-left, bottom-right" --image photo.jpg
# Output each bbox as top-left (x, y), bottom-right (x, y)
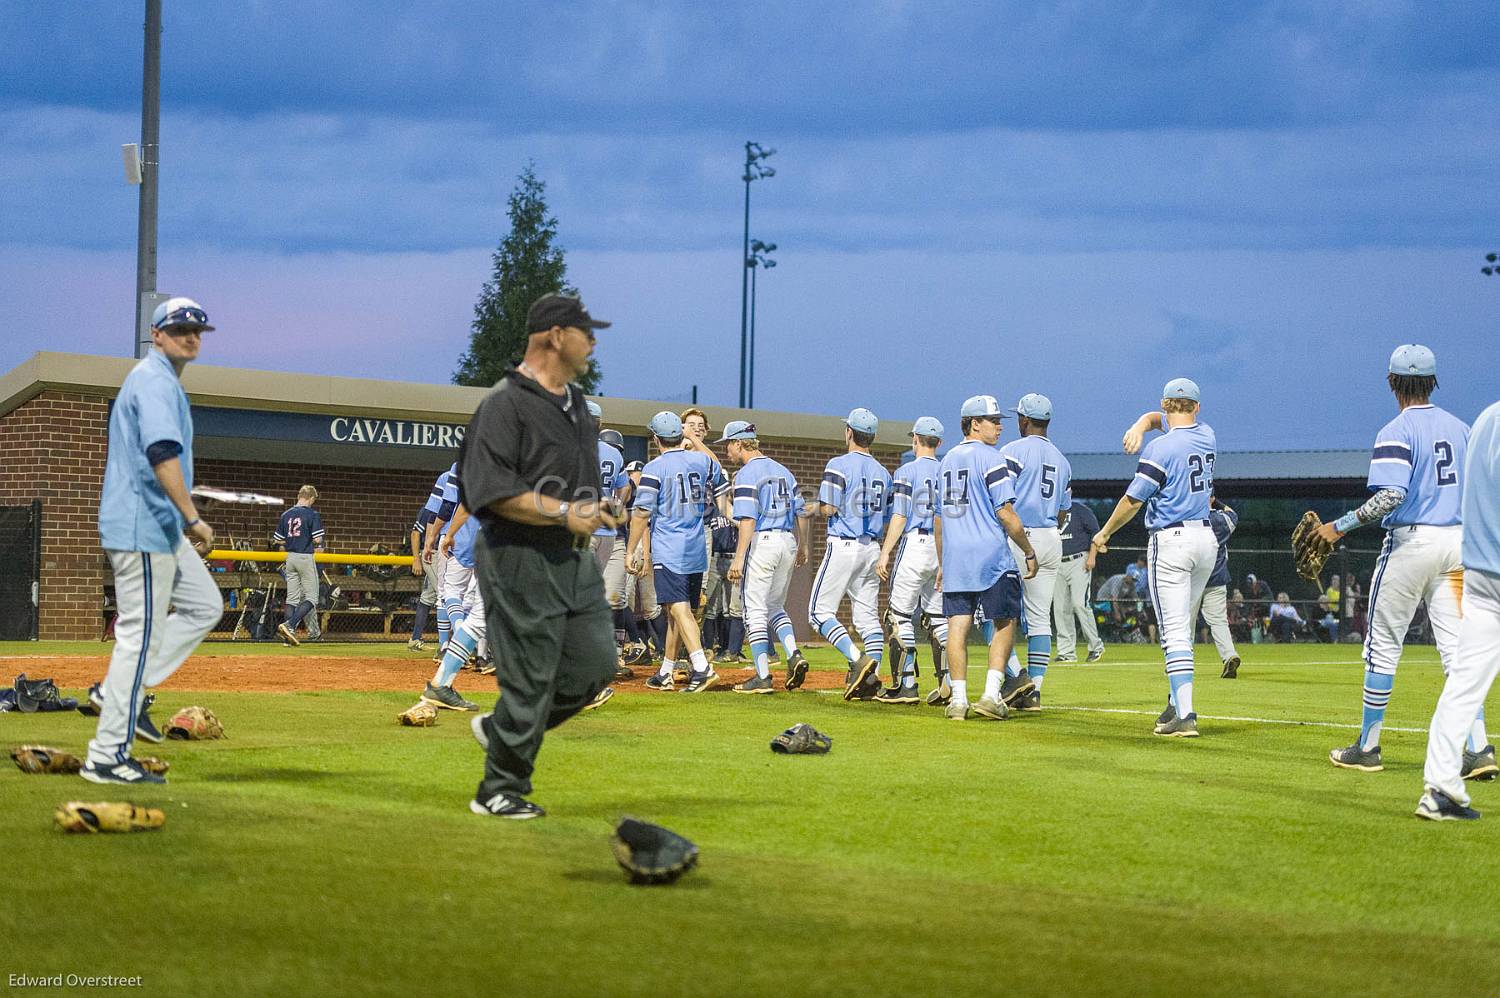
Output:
top-left (156, 307), bottom-right (210, 330)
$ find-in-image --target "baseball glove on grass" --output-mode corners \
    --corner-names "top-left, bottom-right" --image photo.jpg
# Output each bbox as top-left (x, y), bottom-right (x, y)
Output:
top-left (167, 705), bottom-right (225, 740)
top-left (11, 745), bottom-right (82, 774)
top-left (397, 701), bottom-right (438, 727)
top-left (770, 722), bottom-right (833, 755)
top-left (610, 817), bottom-right (698, 886)
top-left (55, 801), bottom-right (166, 834)
top-left (1291, 510), bottom-right (1333, 583)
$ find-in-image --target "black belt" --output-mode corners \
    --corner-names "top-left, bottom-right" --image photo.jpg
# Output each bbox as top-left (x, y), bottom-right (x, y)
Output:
top-left (1061, 552), bottom-right (1086, 561)
top-left (757, 528), bottom-right (792, 534)
top-left (915, 527), bottom-right (933, 536)
top-left (1159, 519), bottom-right (1211, 531)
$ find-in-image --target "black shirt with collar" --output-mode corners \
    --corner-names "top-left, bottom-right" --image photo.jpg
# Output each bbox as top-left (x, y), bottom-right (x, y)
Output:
top-left (458, 367), bottom-right (603, 549)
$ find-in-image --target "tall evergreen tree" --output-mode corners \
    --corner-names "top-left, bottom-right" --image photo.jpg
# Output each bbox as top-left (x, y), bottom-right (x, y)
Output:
top-left (454, 164), bottom-right (599, 390)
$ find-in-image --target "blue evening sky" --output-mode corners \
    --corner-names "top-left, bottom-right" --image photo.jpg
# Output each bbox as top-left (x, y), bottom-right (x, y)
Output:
top-left (2, 2), bottom-right (1497, 449)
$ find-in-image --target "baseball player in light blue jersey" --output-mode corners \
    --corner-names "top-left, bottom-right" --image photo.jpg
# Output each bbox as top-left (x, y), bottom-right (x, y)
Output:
top-left (716, 420), bottom-right (811, 693)
top-left (418, 506), bottom-right (484, 711)
top-left (407, 464), bottom-right (456, 653)
top-left (627, 411), bottom-right (728, 693)
top-left (420, 463), bottom-right (462, 659)
top-left (934, 395), bottom-right (1038, 721)
top-left (592, 425), bottom-right (627, 567)
top-left (999, 393), bottom-right (1072, 710)
top-left (1094, 378), bottom-right (1218, 738)
top-left (1311, 346), bottom-right (1475, 773)
top-left (810, 408), bottom-right (894, 701)
top-left (82, 297), bottom-right (222, 784)
top-left (1418, 399), bottom-right (1500, 819)
top-left (876, 415), bottom-right (949, 705)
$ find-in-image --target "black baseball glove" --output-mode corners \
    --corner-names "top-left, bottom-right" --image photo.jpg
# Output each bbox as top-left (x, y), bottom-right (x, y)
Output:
top-left (610, 818), bottom-right (699, 886)
top-left (770, 722), bottom-right (833, 755)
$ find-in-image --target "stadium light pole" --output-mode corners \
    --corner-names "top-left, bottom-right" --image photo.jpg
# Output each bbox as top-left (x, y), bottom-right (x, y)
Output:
top-left (738, 141), bottom-right (775, 408)
top-left (747, 239), bottom-right (776, 409)
top-left (133, 0), bottom-right (162, 359)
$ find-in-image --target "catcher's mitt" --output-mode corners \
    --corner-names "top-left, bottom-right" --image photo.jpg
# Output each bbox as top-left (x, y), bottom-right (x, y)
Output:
top-left (397, 701), bottom-right (438, 727)
top-left (770, 722), bottom-right (833, 755)
top-left (166, 705), bottom-right (225, 740)
top-left (11, 745), bottom-right (83, 774)
top-left (55, 801), bottom-right (166, 834)
top-left (610, 817), bottom-right (698, 886)
top-left (1291, 510), bottom-right (1333, 583)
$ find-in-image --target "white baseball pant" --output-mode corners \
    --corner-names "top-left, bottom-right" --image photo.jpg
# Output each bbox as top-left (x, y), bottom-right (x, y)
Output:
top-left (1423, 569), bottom-right (1500, 805)
top-left (1364, 524), bottom-right (1463, 678)
top-left (1008, 526), bottom-right (1062, 638)
top-left (589, 534), bottom-right (614, 573)
top-left (88, 538), bottom-right (221, 766)
top-left (742, 531), bottom-right (797, 677)
top-left (1146, 523), bottom-right (1217, 715)
top-left (809, 536), bottom-right (883, 665)
top-left (441, 557), bottom-right (474, 626)
top-left (1196, 584), bottom-right (1238, 663)
top-left (1052, 553), bottom-right (1103, 658)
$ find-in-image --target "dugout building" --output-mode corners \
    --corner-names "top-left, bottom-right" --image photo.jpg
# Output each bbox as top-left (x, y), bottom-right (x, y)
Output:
top-left (0, 351), bottom-right (1373, 642)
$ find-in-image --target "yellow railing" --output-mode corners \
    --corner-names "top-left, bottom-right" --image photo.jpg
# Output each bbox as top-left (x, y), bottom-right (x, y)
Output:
top-left (206, 550), bottom-right (415, 566)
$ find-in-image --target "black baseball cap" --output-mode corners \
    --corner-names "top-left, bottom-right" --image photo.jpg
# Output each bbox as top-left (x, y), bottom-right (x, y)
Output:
top-left (526, 292), bottom-right (612, 334)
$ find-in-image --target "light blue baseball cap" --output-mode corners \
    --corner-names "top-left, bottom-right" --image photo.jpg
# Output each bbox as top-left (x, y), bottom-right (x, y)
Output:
top-left (1017, 393), bottom-right (1052, 420)
top-left (845, 407), bottom-right (879, 435)
top-left (715, 420), bottom-right (758, 443)
top-left (911, 416), bottom-right (944, 438)
top-left (151, 296), bottom-right (214, 331)
top-left (960, 394), bottom-right (1003, 418)
top-left (1389, 344), bottom-right (1436, 377)
top-left (1163, 378), bottom-right (1200, 402)
top-left (648, 411), bottom-right (683, 438)
top-left (586, 400), bottom-right (602, 419)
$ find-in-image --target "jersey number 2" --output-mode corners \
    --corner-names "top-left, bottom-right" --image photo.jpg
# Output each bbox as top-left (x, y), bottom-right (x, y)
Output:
top-left (1435, 441), bottom-right (1457, 487)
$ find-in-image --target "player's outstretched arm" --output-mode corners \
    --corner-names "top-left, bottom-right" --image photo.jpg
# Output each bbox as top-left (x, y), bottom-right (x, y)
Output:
top-left (1316, 487), bottom-right (1406, 544)
top-left (997, 504), bottom-right (1038, 579)
top-left (1122, 411), bottom-right (1164, 455)
top-left (1091, 495), bottom-right (1144, 553)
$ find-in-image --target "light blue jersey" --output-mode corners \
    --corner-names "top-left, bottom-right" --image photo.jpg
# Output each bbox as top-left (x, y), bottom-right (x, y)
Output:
top-left (891, 455), bottom-right (940, 533)
top-left (424, 464), bottom-right (457, 517)
top-left (634, 448), bottom-right (728, 574)
top-left (1367, 404), bottom-right (1469, 528)
top-left (451, 515), bottom-right (479, 569)
top-left (1462, 401), bottom-right (1500, 577)
top-left (595, 440), bottom-right (626, 538)
top-left (818, 451), bottom-right (893, 540)
top-left (936, 440), bottom-right (1018, 592)
top-left (98, 349), bottom-right (194, 552)
top-left (731, 455), bottom-right (804, 532)
top-left (1000, 435), bottom-right (1073, 528)
top-left (1126, 423), bottom-right (1217, 531)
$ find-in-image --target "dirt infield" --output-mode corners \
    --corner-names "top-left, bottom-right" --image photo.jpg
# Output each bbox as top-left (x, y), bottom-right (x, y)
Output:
top-left (0, 655), bottom-right (848, 695)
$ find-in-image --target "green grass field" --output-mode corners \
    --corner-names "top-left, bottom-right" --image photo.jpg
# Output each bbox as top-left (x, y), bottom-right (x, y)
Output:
top-left (3, 641), bottom-right (1498, 996)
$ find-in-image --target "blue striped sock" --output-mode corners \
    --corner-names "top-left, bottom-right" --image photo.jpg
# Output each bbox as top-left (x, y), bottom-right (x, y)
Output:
top-left (437, 603), bottom-right (450, 649)
top-left (1360, 670), bottom-right (1394, 751)
top-left (818, 620), bottom-right (857, 661)
top-left (1027, 634), bottom-right (1051, 689)
top-left (437, 630), bottom-right (478, 687)
top-left (751, 637), bottom-right (773, 679)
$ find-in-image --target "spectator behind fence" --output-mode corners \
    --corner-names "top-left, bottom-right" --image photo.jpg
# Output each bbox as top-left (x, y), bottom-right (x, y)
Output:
top-left (1127, 555), bottom-right (1149, 600)
top-left (1325, 574), bottom-right (1342, 618)
top-left (1097, 571), bottom-right (1138, 639)
top-left (1270, 592), bottom-right (1305, 642)
top-left (1227, 589), bottom-right (1252, 641)
top-left (1345, 576), bottom-right (1364, 641)
top-left (1245, 572), bottom-right (1273, 610)
top-left (1316, 595), bottom-right (1339, 643)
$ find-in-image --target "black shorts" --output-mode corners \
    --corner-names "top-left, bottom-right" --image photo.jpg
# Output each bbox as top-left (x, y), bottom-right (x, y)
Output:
top-left (943, 572), bottom-right (1023, 622)
top-left (654, 566), bottom-right (703, 607)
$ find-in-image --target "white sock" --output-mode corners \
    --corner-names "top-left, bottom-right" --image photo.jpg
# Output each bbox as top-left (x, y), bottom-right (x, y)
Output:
top-left (951, 679), bottom-right (968, 703)
top-left (984, 669), bottom-right (1003, 701)
top-left (689, 649), bottom-right (710, 673)
top-left (1176, 681), bottom-right (1194, 717)
top-left (1032, 674), bottom-right (1045, 691)
top-left (658, 659), bottom-right (675, 678)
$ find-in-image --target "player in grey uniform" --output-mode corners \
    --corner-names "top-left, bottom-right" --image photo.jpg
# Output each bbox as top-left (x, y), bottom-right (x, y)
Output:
top-left (1196, 496), bottom-right (1241, 678)
top-left (1051, 499), bottom-right (1105, 663)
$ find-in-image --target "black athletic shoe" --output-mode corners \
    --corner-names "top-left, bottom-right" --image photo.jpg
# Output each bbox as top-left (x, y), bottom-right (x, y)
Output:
top-left (1013, 689), bottom-right (1042, 712)
top-left (875, 684), bottom-right (919, 705)
top-left (1000, 670), bottom-right (1035, 707)
top-left (843, 655), bottom-right (880, 701)
top-left (681, 668), bottom-right (719, 694)
top-left (1330, 742), bottom-right (1383, 772)
top-left (470, 793), bottom-right (545, 820)
top-left (80, 758), bottom-right (166, 786)
top-left (77, 681), bottom-right (103, 717)
top-left (1086, 648), bottom-right (1105, 663)
top-left (1462, 744), bottom-right (1499, 782)
top-left (1157, 700), bottom-right (1176, 726)
top-left (1221, 656), bottom-right (1241, 680)
top-left (1415, 788), bottom-right (1480, 822)
top-left (851, 675), bottom-right (882, 701)
top-left (422, 682), bottom-right (479, 711)
top-left (1154, 711), bottom-right (1199, 737)
top-left (135, 693), bottom-right (164, 744)
top-left (784, 650), bottom-right (810, 691)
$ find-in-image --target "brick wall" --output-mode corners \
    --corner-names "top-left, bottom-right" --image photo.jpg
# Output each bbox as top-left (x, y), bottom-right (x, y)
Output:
top-left (0, 387), bottom-right (908, 641)
top-left (0, 391), bottom-right (110, 640)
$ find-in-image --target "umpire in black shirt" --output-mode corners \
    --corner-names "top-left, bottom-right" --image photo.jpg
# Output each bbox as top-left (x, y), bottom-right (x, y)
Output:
top-left (461, 292), bottom-right (622, 820)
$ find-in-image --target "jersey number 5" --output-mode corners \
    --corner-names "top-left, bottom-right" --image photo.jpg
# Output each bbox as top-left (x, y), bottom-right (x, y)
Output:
top-left (1040, 464), bottom-right (1058, 500)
